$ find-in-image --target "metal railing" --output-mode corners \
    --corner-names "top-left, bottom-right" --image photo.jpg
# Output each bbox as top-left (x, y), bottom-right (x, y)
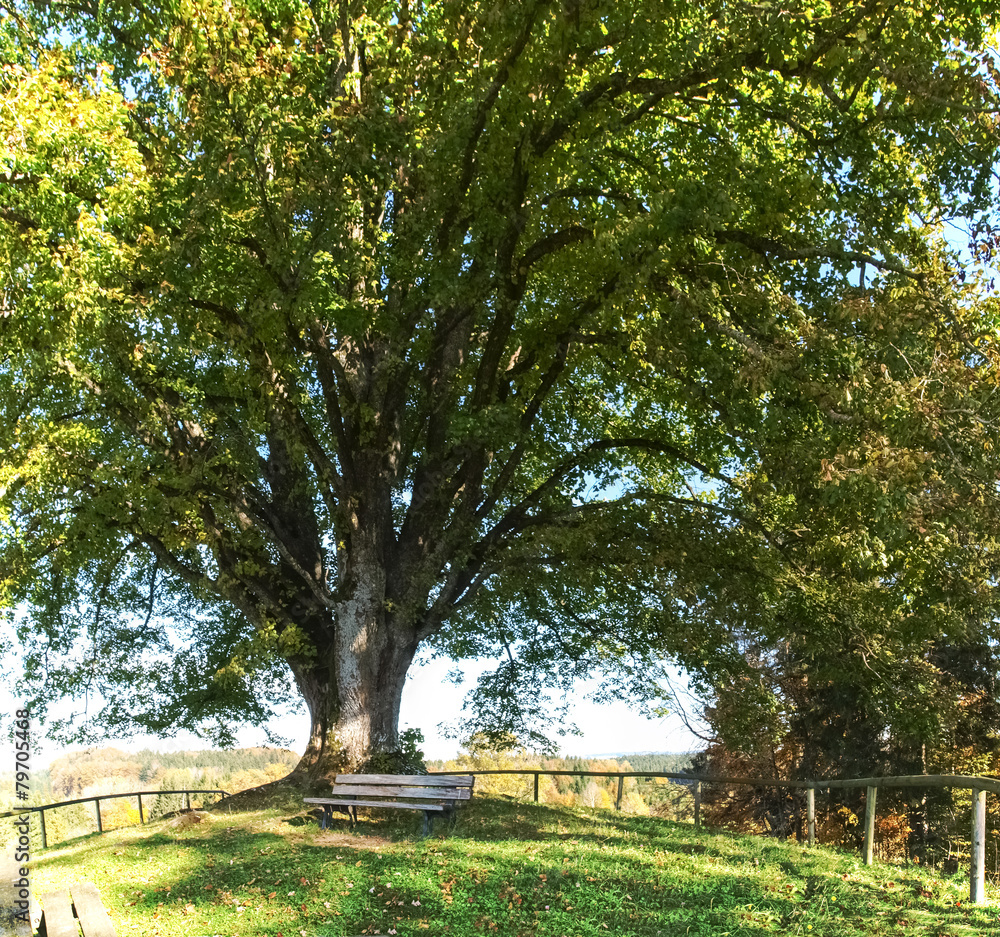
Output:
top-left (0, 789), bottom-right (228, 848)
top-left (432, 768), bottom-right (1000, 904)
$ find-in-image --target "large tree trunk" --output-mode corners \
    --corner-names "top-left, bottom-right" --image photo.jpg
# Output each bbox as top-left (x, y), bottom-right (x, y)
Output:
top-left (288, 561), bottom-right (420, 780)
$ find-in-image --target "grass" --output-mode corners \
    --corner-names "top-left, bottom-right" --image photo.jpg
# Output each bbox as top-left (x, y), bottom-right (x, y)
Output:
top-left (26, 794), bottom-right (1000, 936)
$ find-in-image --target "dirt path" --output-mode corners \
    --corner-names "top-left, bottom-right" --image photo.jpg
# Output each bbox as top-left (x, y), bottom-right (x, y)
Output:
top-left (1, 850), bottom-right (34, 936)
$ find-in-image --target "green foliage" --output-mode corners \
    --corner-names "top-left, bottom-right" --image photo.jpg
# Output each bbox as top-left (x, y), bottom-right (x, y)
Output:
top-left (619, 752), bottom-right (696, 775)
top-left (359, 728), bottom-right (427, 776)
top-left (694, 635), bottom-right (1000, 859)
top-left (1, 0), bottom-right (999, 759)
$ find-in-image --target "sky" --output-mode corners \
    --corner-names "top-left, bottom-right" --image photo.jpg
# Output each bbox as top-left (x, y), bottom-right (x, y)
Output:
top-left (397, 656), bottom-right (704, 761)
top-left (2, 646), bottom-right (705, 769)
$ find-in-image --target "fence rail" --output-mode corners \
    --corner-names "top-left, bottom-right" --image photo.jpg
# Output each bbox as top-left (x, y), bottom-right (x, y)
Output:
top-left (431, 769), bottom-right (999, 905)
top-left (1, 789), bottom-right (228, 848)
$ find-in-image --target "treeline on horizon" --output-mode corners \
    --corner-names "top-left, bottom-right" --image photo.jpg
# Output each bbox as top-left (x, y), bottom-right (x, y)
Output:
top-left (2, 745), bottom-right (700, 833)
top-left (4, 745), bottom-right (696, 813)
top-left (44, 745), bottom-right (300, 801)
top-left (2, 745), bottom-right (299, 845)
top-left (428, 745), bottom-right (698, 819)
top-left (427, 750), bottom-right (696, 776)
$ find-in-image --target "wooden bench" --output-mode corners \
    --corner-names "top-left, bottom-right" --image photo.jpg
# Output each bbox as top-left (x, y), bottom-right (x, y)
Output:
top-left (305, 773), bottom-right (474, 836)
top-left (37, 882), bottom-right (115, 937)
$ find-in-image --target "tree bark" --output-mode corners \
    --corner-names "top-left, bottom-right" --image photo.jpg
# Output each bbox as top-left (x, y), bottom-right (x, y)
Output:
top-left (287, 560), bottom-right (420, 779)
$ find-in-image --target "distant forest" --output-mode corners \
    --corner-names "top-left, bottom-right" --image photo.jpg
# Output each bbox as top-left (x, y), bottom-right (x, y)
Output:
top-left (428, 749), bottom-right (699, 818)
top-left (3, 746), bottom-right (299, 846)
top-left (45, 745), bottom-right (300, 801)
top-left (611, 752), bottom-right (696, 774)
top-left (2, 744), bottom-right (700, 849)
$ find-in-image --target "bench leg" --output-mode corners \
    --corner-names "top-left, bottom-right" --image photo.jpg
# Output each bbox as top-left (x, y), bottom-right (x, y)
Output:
top-left (320, 807), bottom-right (331, 830)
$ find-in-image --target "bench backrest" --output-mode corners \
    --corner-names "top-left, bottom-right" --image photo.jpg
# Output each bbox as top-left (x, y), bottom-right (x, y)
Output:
top-left (333, 774), bottom-right (474, 801)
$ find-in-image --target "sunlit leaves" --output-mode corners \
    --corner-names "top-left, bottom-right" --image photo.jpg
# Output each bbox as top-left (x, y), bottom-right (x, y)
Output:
top-left (1, 0), bottom-right (999, 755)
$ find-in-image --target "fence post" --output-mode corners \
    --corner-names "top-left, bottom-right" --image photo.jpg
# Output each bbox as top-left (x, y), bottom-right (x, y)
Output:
top-left (807, 786), bottom-right (816, 847)
top-left (616, 775), bottom-right (624, 812)
top-left (534, 773), bottom-right (539, 803)
top-left (95, 797), bottom-right (103, 834)
top-left (38, 809), bottom-right (47, 849)
top-left (863, 786), bottom-right (877, 866)
top-left (138, 794), bottom-right (144, 824)
top-left (694, 781), bottom-right (702, 828)
top-left (971, 788), bottom-right (986, 904)
top-left (186, 792), bottom-right (191, 811)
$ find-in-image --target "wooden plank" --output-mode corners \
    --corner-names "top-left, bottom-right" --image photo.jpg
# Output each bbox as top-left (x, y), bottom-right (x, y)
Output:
top-left (306, 798), bottom-right (446, 812)
top-left (971, 788), bottom-right (987, 904)
top-left (863, 786), bottom-right (877, 866)
top-left (325, 784), bottom-right (471, 800)
top-left (825, 774), bottom-right (1000, 796)
top-left (430, 769), bottom-right (1000, 795)
top-left (336, 774), bottom-right (473, 787)
top-left (72, 882), bottom-right (116, 937)
top-left (39, 890), bottom-right (79, 937)
top-left (807, 787), bottom-right (816, 847)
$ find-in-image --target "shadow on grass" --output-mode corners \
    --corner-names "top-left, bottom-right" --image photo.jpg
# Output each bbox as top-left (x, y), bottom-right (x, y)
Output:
top-left (27, 798), bottom-right (999, 937)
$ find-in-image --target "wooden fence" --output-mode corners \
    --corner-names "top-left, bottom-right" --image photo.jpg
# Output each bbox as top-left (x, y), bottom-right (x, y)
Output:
top-left (433, 769), bottom-right (999, 905)
top-left (0, 788), bottom-right (228, 848)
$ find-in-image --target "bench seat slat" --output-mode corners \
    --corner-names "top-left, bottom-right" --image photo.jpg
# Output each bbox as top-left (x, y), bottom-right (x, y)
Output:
top-left (307, 797), bottom-right (447, 812)
top-left (314, 784), bottom-right (471, 800)
top-left (335, 774), bottom-right (473, 787)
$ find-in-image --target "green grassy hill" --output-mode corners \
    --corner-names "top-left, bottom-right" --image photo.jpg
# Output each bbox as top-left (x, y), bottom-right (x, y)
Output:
top-left (27, 795), bottom-right (999, 936)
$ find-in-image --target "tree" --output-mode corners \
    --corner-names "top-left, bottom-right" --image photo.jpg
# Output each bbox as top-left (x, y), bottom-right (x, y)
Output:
top-left (1, 0), bottom-right (999, 775)
top-left (684, 299), bottom-right (1000, 845)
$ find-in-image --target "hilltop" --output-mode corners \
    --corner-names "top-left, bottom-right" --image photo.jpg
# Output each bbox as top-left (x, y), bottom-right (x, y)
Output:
top-left (25, 792), bottom-right (997, 936)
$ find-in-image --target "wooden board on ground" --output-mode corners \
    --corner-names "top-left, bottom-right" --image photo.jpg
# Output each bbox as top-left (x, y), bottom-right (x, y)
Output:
top-left (38, 890), bottom-right (77, 937)
top-left (70, 882), bottom-right (116, 937)
top-left (38, 883), bottom-right (117, 937)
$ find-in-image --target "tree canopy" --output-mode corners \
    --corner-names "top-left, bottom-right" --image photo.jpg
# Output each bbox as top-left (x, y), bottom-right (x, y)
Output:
top-left (2, 0), bottom-right (1000, 773)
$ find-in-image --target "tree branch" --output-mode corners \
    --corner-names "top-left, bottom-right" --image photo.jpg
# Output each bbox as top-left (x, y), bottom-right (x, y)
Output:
top-left (518, 225), bottom-right (594, 270)
top-left (715, 229), bottom-right (922, 281)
